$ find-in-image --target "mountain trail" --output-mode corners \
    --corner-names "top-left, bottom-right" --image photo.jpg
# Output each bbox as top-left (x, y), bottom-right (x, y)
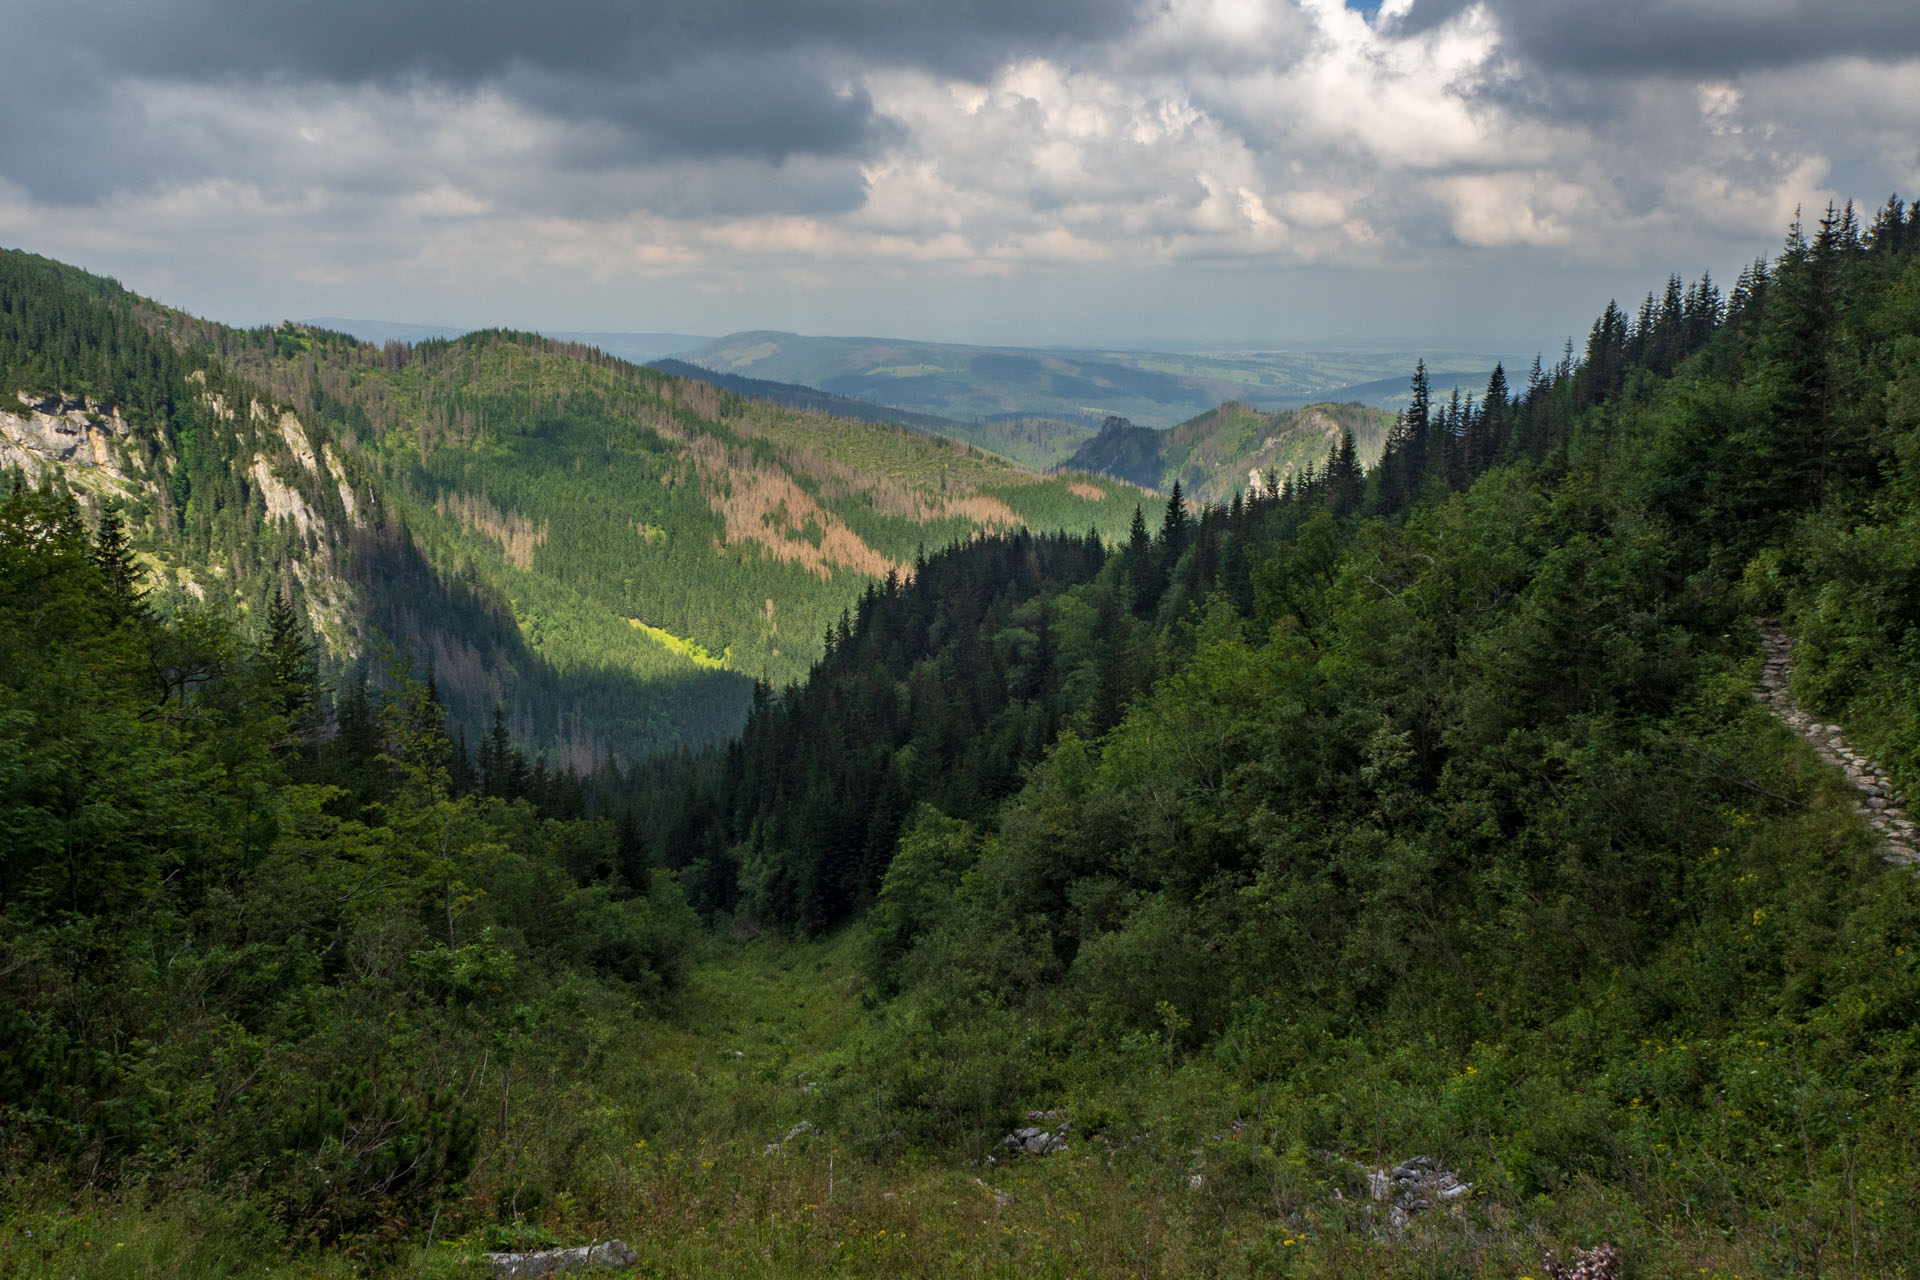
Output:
top-left (1756, 620), bottom-right (1917, 866)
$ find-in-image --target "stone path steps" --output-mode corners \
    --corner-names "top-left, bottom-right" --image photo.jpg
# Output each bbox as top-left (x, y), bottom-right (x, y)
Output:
top-left (1755, 621), bottom-right (1917, 866)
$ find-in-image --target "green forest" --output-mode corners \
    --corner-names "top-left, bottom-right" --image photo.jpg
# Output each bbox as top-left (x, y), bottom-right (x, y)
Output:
top-left (0, 248), bottom-right (1141, 769)
top-left (5, 197), bottom-right (1920, 1279)
top-left (1063, 400), bottom-right (1394, 502)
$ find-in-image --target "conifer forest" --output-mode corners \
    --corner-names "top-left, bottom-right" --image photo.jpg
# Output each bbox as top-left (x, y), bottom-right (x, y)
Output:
top-left (7, 179), bottom-right (1920, 1277)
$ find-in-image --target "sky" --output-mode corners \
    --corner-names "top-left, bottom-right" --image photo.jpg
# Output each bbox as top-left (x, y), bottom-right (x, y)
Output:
top-left (2, 0), bottom-right (1916, 352)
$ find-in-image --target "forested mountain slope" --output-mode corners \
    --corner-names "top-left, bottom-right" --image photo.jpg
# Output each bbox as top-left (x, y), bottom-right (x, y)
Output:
top-left (1062, 398), bottom-right (1393, 501)
top-left (9, 199), bottom-right (1920, 1280)
top-left (616, 199), bottom-right (1920, 1274)
top-left (0, 250), bottom-right (1143, 764)
top-left (651, 357), bottom-right (1095, 470)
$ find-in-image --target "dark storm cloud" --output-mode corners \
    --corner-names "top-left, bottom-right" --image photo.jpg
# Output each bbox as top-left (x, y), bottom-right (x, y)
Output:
top-left (1399, 0), bottom-right (1920, 75)
top-left (0, 66), bottom-right (210, 204)
top-left (505, 53), bottom-right (897, 164)
top-left (2, 0), bottom-right (1144, 204)
top-left (16, 0), bottom-right (1142, 87)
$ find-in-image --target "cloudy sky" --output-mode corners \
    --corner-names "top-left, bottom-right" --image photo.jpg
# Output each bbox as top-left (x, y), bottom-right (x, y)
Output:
top-left (3, 0), bottom-right (1915, 351)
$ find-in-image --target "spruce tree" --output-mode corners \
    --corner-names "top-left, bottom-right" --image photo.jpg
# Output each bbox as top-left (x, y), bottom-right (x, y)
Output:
top-left (1327, 429), bottom-right (1363, 517)
top-left (89, 507), bottom-right (147, 621)
top-left (1126, 504), bottom-right (1165, 617)
top-left (1159, 481), bottom-right (1192, 563)
top-left (1406, 359), bottom-right (1432, 483)
top-left (261, 585), bottom-right (321, 739)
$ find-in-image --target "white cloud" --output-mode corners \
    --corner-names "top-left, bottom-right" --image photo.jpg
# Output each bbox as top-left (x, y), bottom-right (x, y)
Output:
top-left (4, 1), bottom-right (1913, 345)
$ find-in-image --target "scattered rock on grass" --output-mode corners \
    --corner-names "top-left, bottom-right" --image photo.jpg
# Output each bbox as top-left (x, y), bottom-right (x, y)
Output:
top-left (1542, 1241), bottom-right (1621, 1280)
top-left (1000, 1108), bottom-right (1071, 1156)
top-left (1339, 1153), bottom-right (1472, 1236)
top-left (485, 1239), bottom-right (637, 1277)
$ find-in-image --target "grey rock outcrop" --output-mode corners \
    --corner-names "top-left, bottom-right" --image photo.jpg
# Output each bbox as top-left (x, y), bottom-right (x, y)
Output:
top-left (485, 1239), bottom-right (636, 1277)
top-left (1002, 1109), bottom-right (1070, 1156)
top-left (1368, 1154), bottom-right (1470, 1233)
top-left (1329, 1152), bottom-right (1471, 1237)
top-left (0, 392), bottom-right (136, 487)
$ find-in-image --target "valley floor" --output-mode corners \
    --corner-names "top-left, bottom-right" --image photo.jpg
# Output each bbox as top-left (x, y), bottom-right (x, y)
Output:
top-left (1, 929), bottom-right (1833, 1280)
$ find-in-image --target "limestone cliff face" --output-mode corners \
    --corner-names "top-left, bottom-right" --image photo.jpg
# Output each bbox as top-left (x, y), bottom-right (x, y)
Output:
top-left (0, 386), bottom-right (365, 662)
top-left (0, 392), bottom-right (143, 492)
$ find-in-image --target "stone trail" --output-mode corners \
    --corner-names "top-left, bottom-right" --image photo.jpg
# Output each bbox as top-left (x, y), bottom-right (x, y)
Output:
top-left (1755, 621), bottom-right (1917, 866)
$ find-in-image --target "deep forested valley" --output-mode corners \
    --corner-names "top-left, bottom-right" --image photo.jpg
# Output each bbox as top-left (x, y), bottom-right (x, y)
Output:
top-left (0, 251), bottom-right (1149, 769)
top-left (6, 197), bottom-right (1920, 1279)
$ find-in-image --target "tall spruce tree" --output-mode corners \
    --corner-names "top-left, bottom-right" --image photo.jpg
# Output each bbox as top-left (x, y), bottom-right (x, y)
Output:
top-left (261, 585), bottom-right (320, 741)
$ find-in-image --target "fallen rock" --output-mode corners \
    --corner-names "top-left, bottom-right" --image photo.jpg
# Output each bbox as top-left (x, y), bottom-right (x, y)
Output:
top-left (1542, 1241), bottom-right (1620, 1280)
top-left (1002, 1111), bottom-right (1070, 1156)
top-left (1353, 1153), bottom-right (1471, 1236)
top-left (486, 1239), bottom-right (637, 1277)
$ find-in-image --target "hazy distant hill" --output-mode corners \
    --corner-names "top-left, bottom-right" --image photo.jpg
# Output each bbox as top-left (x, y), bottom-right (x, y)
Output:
top-left (1320, 368), bottom-right (1497, 409)
top-left (681, 329), bottom-right (1502, 427)
top-left (652, 357), bottom-right (1093, 470)
top-left (307, 316), bottom-right (711, 364)
top-left (1063, 400), bottom-right (1394, 503)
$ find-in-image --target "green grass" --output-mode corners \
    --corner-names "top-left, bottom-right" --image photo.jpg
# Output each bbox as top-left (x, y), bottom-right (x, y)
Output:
top-left (629, 619), bottom-right (728, 669)
top-left (2, 910), bottom-right (1866, 1279)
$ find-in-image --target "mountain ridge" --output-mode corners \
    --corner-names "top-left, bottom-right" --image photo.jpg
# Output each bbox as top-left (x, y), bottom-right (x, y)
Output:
top-left (0, 250), bottom-right (1146, 766)
top-left (679, 328), bottom-right (1505, 427)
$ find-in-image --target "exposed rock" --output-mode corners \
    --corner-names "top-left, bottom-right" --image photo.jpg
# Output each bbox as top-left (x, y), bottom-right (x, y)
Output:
top-left (322, 443), bottom-right (362, 524)
top-left (0, 392), bottom-right (136, 490)
top-left (486, 1239), bottom-right (636, 1277)
top-left (278, 411), bottom-right (319, 475)
top-left (1004, 1125), bottom-right (1068, 1156)
top-left (248, 457), bottom-right (320, 536)
top-left (1542, 1240), bottom-right (1621, 1280)
top-left (1349, 1152), bottom-right (1471, 1236)
top-left (1002, 1109), bottom-right (1071, 1156)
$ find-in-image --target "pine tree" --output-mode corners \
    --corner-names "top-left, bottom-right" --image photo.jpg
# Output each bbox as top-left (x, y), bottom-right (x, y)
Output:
top-left (1406, 359), bottom-right (1432, 483)
top-left (1159, 481), bottom-right (1192, 563)
top-left (1125, 504), bottom-right (1164, 616)
top-left (261, 585), bottom-right (320, 737)
top-left (89, 507), bottom-right (148, 621)
top-left (1326, 429), bottom-right (1363, 517)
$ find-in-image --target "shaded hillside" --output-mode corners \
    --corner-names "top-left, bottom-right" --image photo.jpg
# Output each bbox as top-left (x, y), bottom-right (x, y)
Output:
top-left (1063, 400), bottom-right (1393, 502)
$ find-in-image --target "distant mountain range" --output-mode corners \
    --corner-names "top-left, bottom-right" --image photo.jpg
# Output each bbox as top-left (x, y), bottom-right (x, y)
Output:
top-left (310, 319), bottom-right (1510, 430)
top-left (674, 330), bottom-right (1507, 427)
top-left (649, 358), bottom-right (1094, 470)
top-left (306, 317), bottom-right (711, 366)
